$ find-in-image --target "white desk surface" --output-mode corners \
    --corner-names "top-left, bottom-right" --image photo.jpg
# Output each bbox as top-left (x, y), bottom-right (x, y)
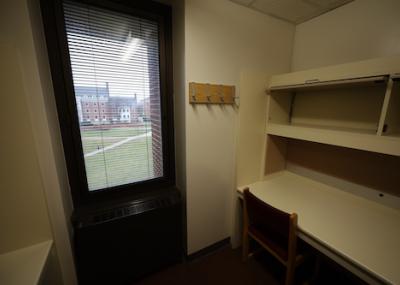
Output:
top-left (0, 240), bottom-right (52, 285)
top-left (238, 171), bottom-right (400, 285)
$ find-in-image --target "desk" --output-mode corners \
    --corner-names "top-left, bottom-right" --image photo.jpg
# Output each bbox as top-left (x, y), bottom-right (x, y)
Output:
top-left (237, 171), bottom-right (400, 285)
top-left (0, 241), bottom-right (53, 285)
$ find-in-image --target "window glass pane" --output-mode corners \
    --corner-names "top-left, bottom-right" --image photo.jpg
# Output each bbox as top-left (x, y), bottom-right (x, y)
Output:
top-left (63, 1), bottom-right (163, 191)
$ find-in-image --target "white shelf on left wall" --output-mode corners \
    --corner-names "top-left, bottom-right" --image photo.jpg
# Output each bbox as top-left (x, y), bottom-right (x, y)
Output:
top-left (0, 240), bottom-right (52, 285)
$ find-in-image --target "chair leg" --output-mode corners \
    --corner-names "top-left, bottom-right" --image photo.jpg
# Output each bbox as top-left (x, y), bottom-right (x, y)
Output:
top-left (285, 261), bottom-right (295, 285)
top-left (242, 232), bottom-right (249, 262)
top-left (309, 254), bottom-right (321, 284)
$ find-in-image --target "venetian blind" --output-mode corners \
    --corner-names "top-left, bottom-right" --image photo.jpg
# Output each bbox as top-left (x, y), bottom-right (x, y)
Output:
top-left (63, 1), bottom-right (163, 191)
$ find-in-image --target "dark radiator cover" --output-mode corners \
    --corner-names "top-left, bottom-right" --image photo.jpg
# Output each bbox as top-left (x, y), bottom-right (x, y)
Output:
top-left (73, 189), bottom-right (183, 285)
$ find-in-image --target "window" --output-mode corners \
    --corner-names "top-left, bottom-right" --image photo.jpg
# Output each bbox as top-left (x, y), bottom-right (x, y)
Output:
top-left (41, 0), bottom-right (174, 206)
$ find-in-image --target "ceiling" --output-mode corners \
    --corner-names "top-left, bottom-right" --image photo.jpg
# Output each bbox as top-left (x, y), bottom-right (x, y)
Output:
top-left (229, 0), bottom-right (353, 24)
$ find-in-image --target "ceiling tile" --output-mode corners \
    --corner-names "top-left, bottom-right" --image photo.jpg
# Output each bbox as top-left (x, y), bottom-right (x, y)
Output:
top-left (229, 0), bottom-right (354, 24)
top-left (252, 0), bottom-right (318, 23)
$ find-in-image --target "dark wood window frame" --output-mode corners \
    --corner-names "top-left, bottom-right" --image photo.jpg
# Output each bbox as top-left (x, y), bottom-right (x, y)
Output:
top-left (40, 0), bottom-right (175, 207)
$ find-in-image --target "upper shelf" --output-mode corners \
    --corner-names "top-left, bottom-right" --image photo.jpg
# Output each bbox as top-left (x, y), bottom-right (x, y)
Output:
top-left (269, 75), bottom-right (387, 92)
top-left (267, 123), bottom-right (400, 156)
top-left (268, 55), bottom-right (400, 91)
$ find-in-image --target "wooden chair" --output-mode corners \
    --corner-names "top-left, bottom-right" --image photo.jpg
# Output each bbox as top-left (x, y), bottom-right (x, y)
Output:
top-left (242, 188), bottom-right (304, 285)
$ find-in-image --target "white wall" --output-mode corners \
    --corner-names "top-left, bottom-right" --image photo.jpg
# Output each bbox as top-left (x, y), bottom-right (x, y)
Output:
top-left (28, 0), bottom-right (78, 283)
top-left (185, 0), bottom-right (294, 254)
top-left (292, 0), bottom-right (400, 71)
top-left (0, 0), bottom-right (77, 284)
top-left (0, 44), bottom-right (52, 254)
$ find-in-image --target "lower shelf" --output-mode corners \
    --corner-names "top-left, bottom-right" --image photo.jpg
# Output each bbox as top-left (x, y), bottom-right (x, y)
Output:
top-left (266, 123), bottom-right (400, 156)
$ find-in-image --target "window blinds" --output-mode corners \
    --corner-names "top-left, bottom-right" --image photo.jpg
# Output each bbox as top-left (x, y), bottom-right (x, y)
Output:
top-left (63, 0), bottom-right (163, 191)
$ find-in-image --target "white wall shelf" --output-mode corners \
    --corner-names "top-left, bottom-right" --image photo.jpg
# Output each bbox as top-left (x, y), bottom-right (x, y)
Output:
top-left (269, 75), bottom-right (387, 92)
top-left (266, 123), bottom-right (400, 156)
top-left (268, 55), bottom-right (400, 89)
top-left (263, 55), bottom-right (400, 200)
top-left (266, 56), bottom-right (400, 157)
top-left (0, 241), bottom-right (52, 285)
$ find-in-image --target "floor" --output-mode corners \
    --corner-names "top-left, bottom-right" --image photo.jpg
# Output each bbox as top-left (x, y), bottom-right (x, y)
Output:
top-left (136, 246), bottom-right (367, 285)
top-left (137, 246), bottom-right (288, 285)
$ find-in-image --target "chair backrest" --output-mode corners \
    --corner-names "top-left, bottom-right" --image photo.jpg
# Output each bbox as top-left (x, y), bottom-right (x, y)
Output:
top-left (243, 188), bottom-right (297, 261)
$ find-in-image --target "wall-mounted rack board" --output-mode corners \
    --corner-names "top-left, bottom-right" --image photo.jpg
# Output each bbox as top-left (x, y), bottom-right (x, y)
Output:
top-left (189, 82), bottom-right (235, 104)
top-left (266, 55), bottom-right (400, 157)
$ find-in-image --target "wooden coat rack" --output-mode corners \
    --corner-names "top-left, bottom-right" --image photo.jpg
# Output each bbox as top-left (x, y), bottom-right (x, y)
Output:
top-left (189, 82), bottom-right (235, 104)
